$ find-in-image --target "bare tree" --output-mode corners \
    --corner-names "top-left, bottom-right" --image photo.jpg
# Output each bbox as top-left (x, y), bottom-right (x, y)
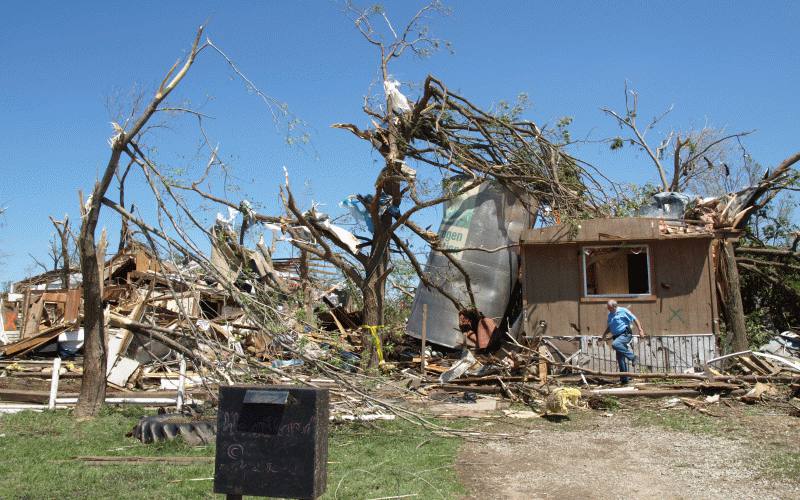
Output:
top-left (602, 83), bottom-right (800, 353)
top-left (602, 81), bottom-right (753, 193)
top-left (83, 4), bottom-right (611, 375)
top-left (115, 159), bottom-right (136, 252)
top-left (719, 152), bottom-right (800, 352)
top-left (75, 26), bottom-right (206, 418)
top-left (49, 215), bottom-right (74, 289)
top-left (173, 2), bottom-right (610, 367)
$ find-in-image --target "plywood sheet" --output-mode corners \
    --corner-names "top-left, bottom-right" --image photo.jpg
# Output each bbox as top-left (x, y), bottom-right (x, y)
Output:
top-left (107, 357), bottom-right (140, 387)
top-left (523, 245), bottom-right (580, 335)
top-left (577, 239), bottom-right (714, 335)
top-left (522, 218), bottom-right (662, 244)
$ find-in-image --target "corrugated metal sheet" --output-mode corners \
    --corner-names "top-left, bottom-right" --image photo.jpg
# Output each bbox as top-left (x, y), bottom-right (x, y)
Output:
top-left (545, 334), bottom-right (717, 374)
top-left (407, 180), bottom-right (529, 348)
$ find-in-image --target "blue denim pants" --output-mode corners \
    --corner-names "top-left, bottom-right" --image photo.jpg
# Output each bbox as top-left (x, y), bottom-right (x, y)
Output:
top-left (611, 329), bottom-right (635, 382)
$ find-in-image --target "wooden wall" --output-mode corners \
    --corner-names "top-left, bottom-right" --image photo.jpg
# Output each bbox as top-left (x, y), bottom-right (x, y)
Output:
top-left (522, 245), bottom-right (580, 335)
top-left (523, 238), bottom-right (717, 337)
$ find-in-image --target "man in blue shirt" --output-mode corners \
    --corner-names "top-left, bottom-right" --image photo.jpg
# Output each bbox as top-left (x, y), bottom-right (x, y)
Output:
top-left (600, 300), bottom-right (646, 384)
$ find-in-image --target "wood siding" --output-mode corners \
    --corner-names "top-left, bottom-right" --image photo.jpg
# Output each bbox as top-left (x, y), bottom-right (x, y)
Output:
top-left (523, 238), bottom-right (716, 337)
top-left (523, 245), bottom-right (581, 335)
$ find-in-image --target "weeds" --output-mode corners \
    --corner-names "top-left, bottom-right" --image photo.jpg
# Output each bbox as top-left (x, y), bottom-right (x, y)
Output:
top-left (0, 409), bottom-right (465, 499)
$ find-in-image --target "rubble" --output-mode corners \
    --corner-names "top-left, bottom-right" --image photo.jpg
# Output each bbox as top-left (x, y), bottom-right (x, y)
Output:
top-left (0, 242), bottom-right (363, 411)
top-left (1, 184), bottom-right (799, 436)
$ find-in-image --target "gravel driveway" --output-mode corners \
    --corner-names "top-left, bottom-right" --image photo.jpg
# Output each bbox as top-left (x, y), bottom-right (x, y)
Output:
top-left (457, 408), bottom-right (800, 500)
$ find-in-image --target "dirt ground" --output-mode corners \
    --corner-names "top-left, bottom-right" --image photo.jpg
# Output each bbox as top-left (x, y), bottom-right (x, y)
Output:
top-left (457, 403), bottom-right (800, 500)
top-left (0, 374), bottom-right (83, 393)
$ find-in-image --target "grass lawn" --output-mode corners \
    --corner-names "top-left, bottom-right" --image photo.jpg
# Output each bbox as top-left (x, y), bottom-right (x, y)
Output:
top-left (0, 407), bottom-right (465, 499)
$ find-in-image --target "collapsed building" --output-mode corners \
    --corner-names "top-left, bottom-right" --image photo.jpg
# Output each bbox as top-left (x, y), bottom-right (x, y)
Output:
top-left (0, 240), bottom-right (339, 392)
top-left (403, 188), bottom-right (786, 377)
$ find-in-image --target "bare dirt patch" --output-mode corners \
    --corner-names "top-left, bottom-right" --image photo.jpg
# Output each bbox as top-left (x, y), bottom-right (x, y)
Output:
top-left (457, 406), bottom-right (800, 500)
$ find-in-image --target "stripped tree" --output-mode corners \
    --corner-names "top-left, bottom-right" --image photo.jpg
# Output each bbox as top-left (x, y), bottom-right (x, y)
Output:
top-left (175, 2), bottom-right (610, 367)
top-left (603, 83), bottom-right (800, 352)
top-left (75, 26), bottom-right (206, 418)
top-left (49, 215), bottom-right (74, 289)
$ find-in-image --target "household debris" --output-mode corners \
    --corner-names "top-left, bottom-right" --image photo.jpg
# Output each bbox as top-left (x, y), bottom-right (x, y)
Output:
top-left (2, 183), bottom-right (799, 434)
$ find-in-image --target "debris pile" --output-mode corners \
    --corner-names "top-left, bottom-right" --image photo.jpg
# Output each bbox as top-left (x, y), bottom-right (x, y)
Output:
top-left (1, 233), bottom-right (798, 427)
top-left (0, 241), bottom-right (370, 411)
top-left (1, 174), bottom-right (798, 440)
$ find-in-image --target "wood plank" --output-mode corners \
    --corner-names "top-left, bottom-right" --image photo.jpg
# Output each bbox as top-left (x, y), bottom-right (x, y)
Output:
top-left (538, 345), bottom-right (549, 383)
top-left (423, 364), bottom-right (449, 374)
top-left (0, 324), bottom-right (69, 357)
top-left (64, 288), bottom-right (82, 323)
top-left (75, 456), bottom-right (213, 465)
top-left (20, 290), bottom-right (30, 335)
top-left (588, 388), bottom-right (704, 398)
top-left (747, 355), bottom-right (779, 375)
top-left (432, 384), bottom-right (503, 394)
top-left (738, 356), bottom-right (769, 375)
top-left (22, 294), bottom-right (45, 337)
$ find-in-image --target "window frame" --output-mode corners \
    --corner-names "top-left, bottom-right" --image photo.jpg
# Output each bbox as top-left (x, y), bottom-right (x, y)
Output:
top-left (581, 244), bottom-right (653, 298)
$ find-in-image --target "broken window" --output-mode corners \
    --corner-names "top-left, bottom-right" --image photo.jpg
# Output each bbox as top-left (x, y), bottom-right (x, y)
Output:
top-left (582, 245), bottom-right (651, 296)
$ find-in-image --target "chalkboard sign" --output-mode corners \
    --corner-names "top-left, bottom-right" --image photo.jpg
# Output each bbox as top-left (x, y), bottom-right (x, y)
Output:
top-left (214, 385), bottom-right (329, 499)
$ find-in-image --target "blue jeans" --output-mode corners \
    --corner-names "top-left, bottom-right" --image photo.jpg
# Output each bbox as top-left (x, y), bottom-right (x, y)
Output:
top-left (611, 330), bottom-right (635, 382)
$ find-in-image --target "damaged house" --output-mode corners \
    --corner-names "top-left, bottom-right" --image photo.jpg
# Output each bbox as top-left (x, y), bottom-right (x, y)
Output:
top-left (0, 240), bottom-right (325, 389)
top-left (520, 217), bottom-right (719, 373)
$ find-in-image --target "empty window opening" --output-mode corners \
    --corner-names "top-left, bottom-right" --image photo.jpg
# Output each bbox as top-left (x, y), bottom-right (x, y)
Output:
top-left (583, 245), bottom-right (650, 296)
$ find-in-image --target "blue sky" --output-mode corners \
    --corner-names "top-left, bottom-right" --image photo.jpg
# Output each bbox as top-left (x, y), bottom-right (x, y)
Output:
top-left (1, 1), bottom-right (798, 284)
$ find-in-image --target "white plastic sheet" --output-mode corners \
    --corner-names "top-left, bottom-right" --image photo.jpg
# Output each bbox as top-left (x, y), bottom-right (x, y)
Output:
top-left (384, 79), bottom-right (411, 113)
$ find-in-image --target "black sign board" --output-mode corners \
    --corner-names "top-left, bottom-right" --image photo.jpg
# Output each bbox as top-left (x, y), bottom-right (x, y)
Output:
top-left (214, 385), bottom-right (329, 499)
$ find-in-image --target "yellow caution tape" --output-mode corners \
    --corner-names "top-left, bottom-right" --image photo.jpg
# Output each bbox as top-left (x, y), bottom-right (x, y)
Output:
top-left (361, 325), bottom-right (385, 364)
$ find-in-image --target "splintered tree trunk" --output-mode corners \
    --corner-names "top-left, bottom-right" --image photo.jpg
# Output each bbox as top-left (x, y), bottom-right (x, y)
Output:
top-left (59, 239), bottom-right (70, 290)
top-left (73, 26), bottom-right (203, 418)
top-left (118, 213), bottom-right (130, 253)
top-left (75, 214), bottom-right (108, 418)
top-left (50, 216), bottom-right (72, 290)
top-left (719, 240), bottom-right (749, 353)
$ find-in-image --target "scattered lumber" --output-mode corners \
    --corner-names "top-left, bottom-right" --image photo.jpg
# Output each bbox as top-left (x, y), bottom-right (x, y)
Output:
top-left (433, 384), bottom-right (504, 394)
top-left (75, 456), bottom-right (214, 465)
top-left (0, 323), bottom-right (71, 357)
top-left (588, 388), bottom-right (705, 398)
top-left (0, 389), bottom-right (191, 405)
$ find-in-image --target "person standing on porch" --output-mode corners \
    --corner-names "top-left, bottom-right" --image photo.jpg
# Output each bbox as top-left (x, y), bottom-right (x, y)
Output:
top-left (601, 299), bottom-right (646, 384)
